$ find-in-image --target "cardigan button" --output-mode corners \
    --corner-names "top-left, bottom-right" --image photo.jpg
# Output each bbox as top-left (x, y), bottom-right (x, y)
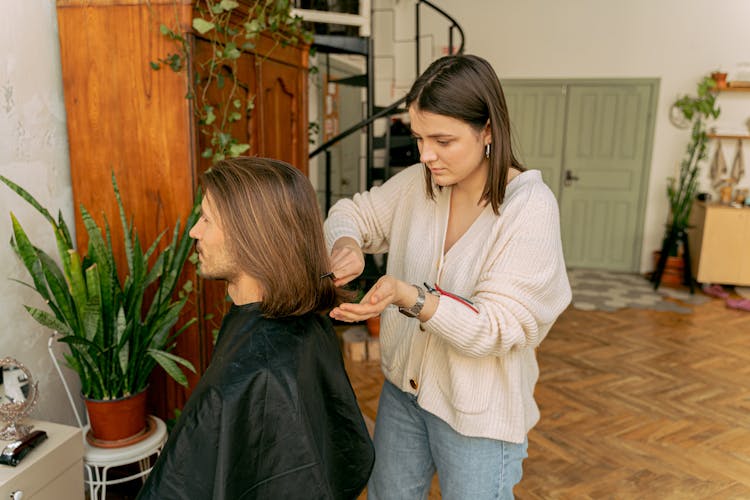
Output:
top-left (409, 379), bottom-right (418, 390)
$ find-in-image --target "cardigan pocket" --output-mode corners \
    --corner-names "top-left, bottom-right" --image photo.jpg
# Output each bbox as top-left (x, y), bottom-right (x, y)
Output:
top-left (435, 348), bottom-right (499, 414)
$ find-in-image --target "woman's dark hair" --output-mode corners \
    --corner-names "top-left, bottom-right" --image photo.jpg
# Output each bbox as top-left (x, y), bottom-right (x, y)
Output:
top-left (405, 54), bottom-right (524, 213)
top-left (201, 157), bottom-right (347, 317)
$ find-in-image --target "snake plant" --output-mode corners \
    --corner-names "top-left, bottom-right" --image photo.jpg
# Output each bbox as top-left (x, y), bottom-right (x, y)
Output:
top-left (1, 173), bottom-right (199, 400)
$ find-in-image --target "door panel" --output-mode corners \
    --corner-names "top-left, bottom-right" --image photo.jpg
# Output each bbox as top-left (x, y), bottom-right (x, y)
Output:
top-left (504, 85), bottom-right (565, 201)
top-left (504, 80), bottom-right (656, 272)
top-left (561, 84), bottom-right (653, 271)
top-left (257, 58), bottom-right (307, 171)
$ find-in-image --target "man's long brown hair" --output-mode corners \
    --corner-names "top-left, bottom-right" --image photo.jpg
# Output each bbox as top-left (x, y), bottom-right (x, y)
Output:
top-left (201, 157), bottom-right (344, 317)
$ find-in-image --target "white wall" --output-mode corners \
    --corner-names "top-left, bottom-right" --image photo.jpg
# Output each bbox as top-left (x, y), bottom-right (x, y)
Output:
top-left (376, 0), bottom-right (750, 272)
top-left (1, 1), bottom-right (82, 426)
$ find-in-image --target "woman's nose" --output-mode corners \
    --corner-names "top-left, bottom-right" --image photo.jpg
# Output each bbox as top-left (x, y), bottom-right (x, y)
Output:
top-left (420, 145), bottom-right (437, 163)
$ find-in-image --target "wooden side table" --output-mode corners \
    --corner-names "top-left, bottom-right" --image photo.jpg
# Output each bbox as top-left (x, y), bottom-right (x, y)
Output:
top-left (0, 420), bottom-right (84, 500)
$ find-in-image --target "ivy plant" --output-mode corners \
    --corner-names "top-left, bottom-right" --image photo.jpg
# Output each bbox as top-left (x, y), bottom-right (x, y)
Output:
top-left (151, 0), bottom-right (313, 164)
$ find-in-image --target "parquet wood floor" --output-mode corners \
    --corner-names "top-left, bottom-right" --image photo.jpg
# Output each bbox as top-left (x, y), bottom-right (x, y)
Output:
top-left (344, 293), bottom-right (750, 499)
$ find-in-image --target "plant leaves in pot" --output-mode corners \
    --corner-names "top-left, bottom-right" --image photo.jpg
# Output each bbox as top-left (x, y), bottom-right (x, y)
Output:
top-left (653, 75), bottom-right (720, 289)
top-left (0, 173), bottom-right (199, 444)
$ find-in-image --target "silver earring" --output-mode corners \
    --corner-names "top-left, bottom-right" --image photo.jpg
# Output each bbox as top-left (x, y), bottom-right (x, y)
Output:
top-left (485, 144), bottom-right (491, 159)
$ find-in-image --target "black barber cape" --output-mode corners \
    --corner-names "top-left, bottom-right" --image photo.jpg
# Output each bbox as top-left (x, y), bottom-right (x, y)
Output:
top-left (137, 303), bottom-right (375, 500)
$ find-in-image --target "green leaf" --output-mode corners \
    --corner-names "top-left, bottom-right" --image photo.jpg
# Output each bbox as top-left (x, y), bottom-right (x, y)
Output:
top-left (9, 213), bottom-right (49, 301)
top-left (229, 143), bottom-right (250, 156)
top-left (224, 43), bottom-right (241, 60)
top-left (204, 106), bottom-right (216, 125)
top-left (0, 176), bottom-right (57, 226)
top-left (115, 306), bottom-right (128, 375)
top-left (37, 248), bottom-right (78, 330)
top-left (112, 172), bottom-right (134, 276)
top-left (217, 132), bottom-right (232, 148)
top-left (25, 306), bottom-right (73, 336)
top-left (148, 349), bottom-right (195, 387)
top-left (192, 18), bottom-right (215, 35)
top-left (244, 20), bottom-right (260, 33)
top-left (168, 54), bottom-right (182, 72)
top-left (220, 0), bottom-right (240, 11)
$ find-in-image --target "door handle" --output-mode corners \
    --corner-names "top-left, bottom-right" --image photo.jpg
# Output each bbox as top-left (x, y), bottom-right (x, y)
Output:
top-left (564, 169), bottom-right (579, 187)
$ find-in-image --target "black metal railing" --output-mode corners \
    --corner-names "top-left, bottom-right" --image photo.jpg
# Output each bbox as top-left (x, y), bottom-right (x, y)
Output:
top-left (310, 0), bottom-right (465, 212)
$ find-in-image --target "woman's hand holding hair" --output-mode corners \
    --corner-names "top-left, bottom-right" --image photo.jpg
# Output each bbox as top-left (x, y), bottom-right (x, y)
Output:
top-left (330, 276), bottom-right (438, 323)
top-left (330, 237), bottom-right (366, 287)
top-left (330, 275), bottom-right (405, 322)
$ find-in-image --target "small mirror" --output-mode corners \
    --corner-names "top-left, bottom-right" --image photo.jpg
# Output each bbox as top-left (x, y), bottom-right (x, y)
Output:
top-left (0, 357), bottom-right (38, 440)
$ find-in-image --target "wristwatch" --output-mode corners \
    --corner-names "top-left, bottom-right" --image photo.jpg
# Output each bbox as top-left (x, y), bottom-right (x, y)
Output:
top-left (398, 284), bottom-right (426, 318)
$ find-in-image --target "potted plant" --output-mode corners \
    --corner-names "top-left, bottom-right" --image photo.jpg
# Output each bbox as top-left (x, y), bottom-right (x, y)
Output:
top-left (0, 173), bottom-right (199, 444)
top-left (653, 75), bottom-right (721, 288)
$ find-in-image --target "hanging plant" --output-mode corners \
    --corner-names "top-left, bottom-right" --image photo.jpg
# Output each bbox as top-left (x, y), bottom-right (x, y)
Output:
top-left (150, 0), bottom-right (313, 164)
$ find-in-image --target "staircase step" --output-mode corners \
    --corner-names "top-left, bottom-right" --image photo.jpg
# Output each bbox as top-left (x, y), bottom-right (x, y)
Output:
top-left (374, 105), bottom-right (408, 115)
top-left (331, 74), bottom-right (368, 87)
top-left (312, 34), bottom-right (369, 56)
top-left (373, 135), bottom-right (416, 150)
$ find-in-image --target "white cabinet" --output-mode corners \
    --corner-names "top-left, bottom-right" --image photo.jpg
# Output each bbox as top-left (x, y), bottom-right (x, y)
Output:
top-left (0, 420), bottom-right (84, 499)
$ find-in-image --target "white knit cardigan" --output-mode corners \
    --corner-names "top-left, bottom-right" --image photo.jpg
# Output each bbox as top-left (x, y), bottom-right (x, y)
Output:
top-left (324, 165), bottom-right (571, 443)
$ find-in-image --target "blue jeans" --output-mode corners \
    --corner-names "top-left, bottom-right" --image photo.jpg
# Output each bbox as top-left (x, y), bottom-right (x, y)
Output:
top-left (368, 380), bottom-right (528, 500)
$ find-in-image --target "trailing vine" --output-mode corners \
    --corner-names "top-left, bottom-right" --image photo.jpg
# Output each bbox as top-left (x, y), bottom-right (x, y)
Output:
top-left (150, 0), bottom-right (313, 163)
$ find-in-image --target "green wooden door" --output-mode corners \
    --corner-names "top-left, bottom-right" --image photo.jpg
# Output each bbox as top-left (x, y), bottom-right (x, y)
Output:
top-left (504, 84), bottom-right (566, 201)
top-left (503, 80), bottom-right (656, 272)
top-left (561, 83), bottom-right (655, 271)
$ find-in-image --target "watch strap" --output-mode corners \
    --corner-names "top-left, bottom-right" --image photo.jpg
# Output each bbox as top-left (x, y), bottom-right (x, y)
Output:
top-left (398, 284), bottom-right (426, 318)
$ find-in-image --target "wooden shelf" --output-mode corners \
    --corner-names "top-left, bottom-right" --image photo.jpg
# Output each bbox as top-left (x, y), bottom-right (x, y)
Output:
top-left (708, 133), bottom-right (750, 140)
top-left (713, 84), bottom-right (750, 92)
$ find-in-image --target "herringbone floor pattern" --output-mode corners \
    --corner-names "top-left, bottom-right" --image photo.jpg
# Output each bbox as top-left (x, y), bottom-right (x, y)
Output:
top-left (345, 293), bottom-right (750, 499)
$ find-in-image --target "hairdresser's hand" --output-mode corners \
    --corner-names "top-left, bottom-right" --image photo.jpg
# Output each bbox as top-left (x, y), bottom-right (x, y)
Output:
top-left (330, 275), bottom-right (408, 322)
top-left (329, 237), bottom-right (365, 287)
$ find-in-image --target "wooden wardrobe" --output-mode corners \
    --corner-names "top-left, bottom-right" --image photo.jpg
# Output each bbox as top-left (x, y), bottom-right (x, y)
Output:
top-left (56, 0), bottom-right (309, 418)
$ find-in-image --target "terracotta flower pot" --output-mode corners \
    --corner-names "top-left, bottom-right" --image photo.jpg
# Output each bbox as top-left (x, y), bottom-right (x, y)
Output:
top-left (84, 389), bottom-right (147, 444)
top-left (652, 250), bottom-right (685, 287)
top-left (711, 71), bottom-right (728, 89)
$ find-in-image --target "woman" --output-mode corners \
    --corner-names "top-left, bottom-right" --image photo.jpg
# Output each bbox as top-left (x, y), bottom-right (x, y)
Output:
top-left (324, 54), bottom-right (571, 499)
